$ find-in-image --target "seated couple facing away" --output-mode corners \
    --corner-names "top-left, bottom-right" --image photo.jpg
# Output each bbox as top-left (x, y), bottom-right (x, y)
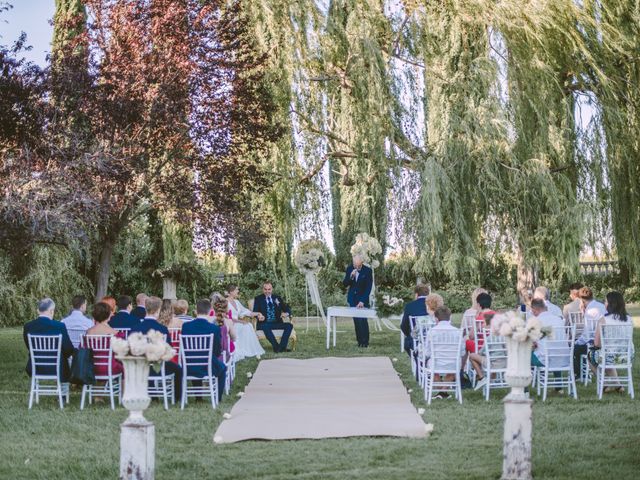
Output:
top-left (252, 281), bottom-right (294, 353)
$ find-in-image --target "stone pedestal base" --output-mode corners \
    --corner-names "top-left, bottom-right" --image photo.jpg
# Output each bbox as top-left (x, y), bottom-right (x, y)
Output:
top-left (502, 393), bottom-right (532, 480)
top-left (120, 420), bottom-right (155, 480)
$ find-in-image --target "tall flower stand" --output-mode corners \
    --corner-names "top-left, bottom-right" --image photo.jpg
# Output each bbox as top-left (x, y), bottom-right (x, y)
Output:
top-left (502, 338), bottom-right (533, 480)
top-left (119, 356), bottom-right (154, 480)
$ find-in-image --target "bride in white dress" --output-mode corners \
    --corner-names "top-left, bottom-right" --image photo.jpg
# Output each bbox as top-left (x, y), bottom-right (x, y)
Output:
top-left (226, 284), bottom-right (265, 361)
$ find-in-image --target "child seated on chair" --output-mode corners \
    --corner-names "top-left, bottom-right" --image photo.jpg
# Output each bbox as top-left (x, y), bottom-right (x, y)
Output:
top-left (468, 312), bottom-right (497, 389)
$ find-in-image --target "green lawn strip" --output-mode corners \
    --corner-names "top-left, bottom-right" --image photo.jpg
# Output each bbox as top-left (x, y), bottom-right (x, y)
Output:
top-left (0, 309), bottom-right (638, 479)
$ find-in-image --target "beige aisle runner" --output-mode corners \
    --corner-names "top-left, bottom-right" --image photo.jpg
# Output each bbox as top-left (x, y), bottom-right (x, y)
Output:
top-left (213, 356), bottom-right (428, 443)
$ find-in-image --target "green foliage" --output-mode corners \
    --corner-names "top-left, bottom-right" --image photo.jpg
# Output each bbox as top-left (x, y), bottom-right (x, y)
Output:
top-left (0, 246), bottom-right (92, 326)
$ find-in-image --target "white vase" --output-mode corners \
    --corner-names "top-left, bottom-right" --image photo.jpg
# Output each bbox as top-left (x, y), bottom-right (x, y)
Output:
top-left (120, 356), bottom-right (151, 424)
top-left (505, 338), bottom-right (532, 395)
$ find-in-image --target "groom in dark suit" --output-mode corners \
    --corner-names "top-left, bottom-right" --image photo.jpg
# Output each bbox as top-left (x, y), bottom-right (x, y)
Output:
top-left (252, 281), bottom-right (293, 353)
top-left (343, 254), bottom-right (373, 347)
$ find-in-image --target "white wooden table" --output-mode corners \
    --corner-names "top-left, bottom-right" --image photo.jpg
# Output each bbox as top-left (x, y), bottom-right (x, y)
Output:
top-left (326, 306), bottom-right (378, 349)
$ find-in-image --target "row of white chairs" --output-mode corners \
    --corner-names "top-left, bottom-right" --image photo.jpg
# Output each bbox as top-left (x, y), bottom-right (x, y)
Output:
top-left (407, 316), bottom-right (635, 403)
top-left (27, 331), bottom-right (236, 410)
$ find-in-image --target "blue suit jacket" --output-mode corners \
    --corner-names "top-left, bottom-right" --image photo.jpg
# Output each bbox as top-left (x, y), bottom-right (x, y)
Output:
top-left (109, 310), bottom-right (139, 329)
top-left (252, 294), bottom-right (291, 323)
top-left (401, 297), bottom-right (429, 337)
top-left (181, 318), bottom-right (223, 377)
top-left (23, 316), bottom-right (75, 380)
top-left (130, 318), bottom-right (169, 338)
top-left (131, 306), bottom-right (146, 320)
top-left (343, 264), bottom-right (373, 307)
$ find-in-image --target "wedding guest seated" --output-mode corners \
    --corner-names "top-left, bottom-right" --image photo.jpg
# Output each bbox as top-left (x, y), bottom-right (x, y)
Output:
top-left (61, 295), bottom-right (93, 347)
top-left (100, 296), bottom-right (117, 320)
top-left (212, 296), bottom-right (236, 356)
top-left (529, 298), bottom-right (566, 368)
top-left (573, 286), bottom-right (606, 377)
top-left (110, 295), bottom-right (139, 329)
top-left (131, 293), bottom-right (147, 320)
top-left (466, 292), bottom-right (494, 354)
top-left (588, 291), bottom-right (635, 393)
top-left (23, 298), bottom-right (75, 381)
top-left (563, 282), bottom-right (583, 324)
top-left (226, 284), bottom-right (264, 361)
top-left (425, 293), bottom-right (444, 316)
top-left (130, 296), bottom-right (183, 400)
top-left (158, 298), bottom-right (183, 329)
top-left (174, 299), bottom-right (194, 323)
top-left (85, 302), bottom-right (124, 376)
top-left (468, 312), bottom-right (497, 390)
top-left (252, 281), bottom-right (294, 353)
top-left (423, 306), bottom-right (464, 399)
top-left (400, 284), bottom-right (430, 355)
top-left (181, 299), bottom-right (227, 401)
top-left (462, 287), bottom-right (488, 332)
top-left (531, 286), bottom-right (562, 318)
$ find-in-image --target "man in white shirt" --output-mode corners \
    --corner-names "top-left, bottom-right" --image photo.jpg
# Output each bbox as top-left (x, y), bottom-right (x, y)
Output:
top-left (424, 306), bottom-right (463, 399)
top-left (61, 295), bottom-right (93, 347)
top-left (562, 282), bottom-right (583, 324)
top-left (530, 299), bottom-right (566, 367)
top-left (573, 286), bottom-right (606, 376)
top-left (533, 286), bottom-right (563, 318)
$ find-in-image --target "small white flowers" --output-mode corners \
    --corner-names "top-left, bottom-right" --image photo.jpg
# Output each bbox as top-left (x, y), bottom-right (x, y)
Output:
top-left (213, 436), bottom-right (223, 444)
top-left (113, 329), bottom-right (175, 363)
top-left (424, 423), bottom-right (434, 435)
top-left (417, 408), bottom-right (425, 415)
top-left (383, 295), bottom-right (404, 307)
top-left (246, 372), bottom-right (253, 378)
top-left (350, 233), bottom-right (382, 268)
top-left (294, 240), bottom-right (326, 274)
top-left (392, 357), bottom-right (398, 362)
top-left (236, 391), bottom-right (245, 398)
top-left (491, 311), bottom-right (552, 343)
top-left (407, 389), bottom-right (413, 394)
top-left (223, 413), bottom-right (232, 419)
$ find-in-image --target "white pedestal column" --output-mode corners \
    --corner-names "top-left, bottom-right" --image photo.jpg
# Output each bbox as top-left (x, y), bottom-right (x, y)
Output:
top-left (119, 357), bottom-right (154, 480)
top-left (502, 338), bottom-right (533, 480)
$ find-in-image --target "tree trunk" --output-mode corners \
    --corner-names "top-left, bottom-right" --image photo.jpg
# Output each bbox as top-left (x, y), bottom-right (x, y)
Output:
top-left (516, 251), bottom-right (536, 303)
top-left (95, 240), bottom-right (114, 300)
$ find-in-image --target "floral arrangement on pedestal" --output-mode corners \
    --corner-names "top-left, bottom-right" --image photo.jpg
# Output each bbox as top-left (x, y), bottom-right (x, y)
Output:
top-left (491, 311), bottom-right (552, 341)
top-left (112, 330), bottom-right (175, 367)
top-left (350, 232), bottom-right (382, 268)
top-left (293, 239), bottom-right (326, 275)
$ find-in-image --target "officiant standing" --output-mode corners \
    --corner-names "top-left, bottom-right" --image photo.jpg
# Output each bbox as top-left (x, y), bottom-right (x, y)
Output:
top-left (343, 254), bottom-right (373, 348)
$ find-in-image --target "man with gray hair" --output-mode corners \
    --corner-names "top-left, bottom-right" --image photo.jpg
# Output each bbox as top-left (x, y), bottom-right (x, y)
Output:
top-left (23, 298), bottom-right (75, 381)
top-left (532, 286), bottom-right (563, 318)
top-left (343, 254), bottom-right (373, 347)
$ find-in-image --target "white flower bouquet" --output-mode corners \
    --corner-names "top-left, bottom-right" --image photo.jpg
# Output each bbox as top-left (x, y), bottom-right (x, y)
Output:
top-left (294, 239), bottom-right (326, 274)
top-left (112, 330), bottom-right (175, 370)
top-left (491, 311), bottom-right (552, 342)
top-left (350, 232), bottom-right (382, 268)
top-left (382, 294), bottom-right (403, 307)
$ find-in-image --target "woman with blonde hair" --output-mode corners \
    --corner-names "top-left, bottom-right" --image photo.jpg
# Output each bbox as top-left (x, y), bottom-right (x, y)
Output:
top-left (225, 284), bottom-right (264, 361)
top-left (425, 293), bottom-right (444, 316)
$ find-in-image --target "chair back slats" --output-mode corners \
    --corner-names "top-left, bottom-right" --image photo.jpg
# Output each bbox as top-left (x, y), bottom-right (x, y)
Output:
top-left (600, 324), bottom-right (634, 363)
top-left (473, 319), bottom-right (487, 349)
top-left (568, 312), bottom-right (584, 338)
top-left (484, 334), bottom-right (507, 370)
top-left (82, 334), bottom-right (114, 374)
top-left (180, 334), bottom-right (214, 371)
top-left (462, 313), bottom-right (476, 336)
top-left (428, 330), bottom-right (462, 372)
top-left (583, 315), bottom-right (601, 342)
top-left (66, 328), bottom-right (87, 349)
top-left (543, 325), bottom-right (575, 369)
top-left (28, 334), bottom-right (62, 377)
top-left (115, 328), bottom-right (130, 339)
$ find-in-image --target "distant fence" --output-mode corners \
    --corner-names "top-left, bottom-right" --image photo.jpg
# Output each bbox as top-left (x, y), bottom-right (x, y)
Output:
top-left (579, 260), bottom-right (619, 276)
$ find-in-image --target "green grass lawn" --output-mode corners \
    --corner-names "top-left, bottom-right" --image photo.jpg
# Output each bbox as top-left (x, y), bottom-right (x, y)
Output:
top-left (1, 309), bottom-right (639, 480)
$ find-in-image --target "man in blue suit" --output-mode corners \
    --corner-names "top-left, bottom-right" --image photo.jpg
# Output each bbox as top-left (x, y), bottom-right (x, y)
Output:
top-left (23, 298), bottom-right (75, 381)
top-left (252, 281), bottom-right (293, 353)
top-left (131, 293), bottom-right (147, 320)
top-left (109, 295), bottom-right (140, 329)
top-left (400, 284), bottom-right (430, 355)
top-left (343, 254), bottom-right (374, 347)
top-left (181, 299), bottom-right (227, 401)
top-left (130, 296), bottom-right (182, 400)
